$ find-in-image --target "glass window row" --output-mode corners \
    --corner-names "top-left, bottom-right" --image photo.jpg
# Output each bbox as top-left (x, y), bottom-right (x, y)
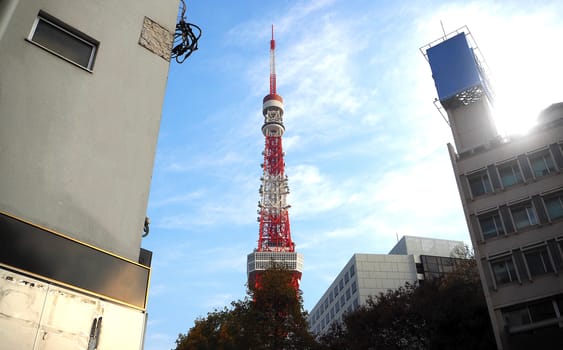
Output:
top-left (476, 190), bottom-right (563, 241)
top-left (311, 296), bottom-right (361, 334)
top-left (503, 294), bottom-right (563, 331)
top-left (310, 264), bottom-right (358, 331)
top-left (466, 145), bottom-right (562, 199)
top-left (488, 238), bottom-right (563, 288)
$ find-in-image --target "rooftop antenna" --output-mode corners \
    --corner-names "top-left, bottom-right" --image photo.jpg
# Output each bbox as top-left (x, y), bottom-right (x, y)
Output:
top-left (440, 20), bottom-right (446, 39)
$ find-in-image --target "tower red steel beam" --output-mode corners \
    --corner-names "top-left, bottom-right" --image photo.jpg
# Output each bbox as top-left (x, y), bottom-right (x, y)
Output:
top-left (247, 26), bottom-right (303, 291)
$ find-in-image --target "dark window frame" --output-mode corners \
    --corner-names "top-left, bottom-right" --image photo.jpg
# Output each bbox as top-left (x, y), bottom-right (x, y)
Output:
top-left (498, 160), bottom-right (524, 188)
top-left (544, 193), bottom-right (563, 222)
top-left (490, 256), bottom-right (518, 285)
top-left (529, 149), bottom-right (556, 178)
top-left (27, 11), bottom-right (98, 71)
top-left (468, 170), bottom-right (493, 197)
top-left (523, 246), bottom-right (552, 278)
top-left (510, 202), bottom-right (538, 231)
top-left (478, 210), bottom-right (505, 240)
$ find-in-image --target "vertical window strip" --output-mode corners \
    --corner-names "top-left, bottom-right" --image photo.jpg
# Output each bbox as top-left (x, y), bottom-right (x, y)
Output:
top-left (544, 195), bottom-right (563, 221)
top-left (529, 151), bottom-right (556, 178)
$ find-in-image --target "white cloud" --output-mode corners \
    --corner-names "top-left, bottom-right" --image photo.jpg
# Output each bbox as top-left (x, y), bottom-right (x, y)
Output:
top-left (145, 1), bottom-right (563, 348)
top-left (150, 190), bottom-right (205, 208)
top-left (203, 293), bottom-right (237, 309)
top-left (288, 164), bottom-right (346, 217)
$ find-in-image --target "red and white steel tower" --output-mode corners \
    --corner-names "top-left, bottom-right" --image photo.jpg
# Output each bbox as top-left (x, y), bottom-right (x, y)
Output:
top-left (247, 26), bottom-right (303, 290)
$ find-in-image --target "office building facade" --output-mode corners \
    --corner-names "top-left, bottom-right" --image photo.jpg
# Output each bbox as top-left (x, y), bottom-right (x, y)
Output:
top-left (308, 236), bottom-right (463, 334)
top-left (424, 29), bottom-right (563, 349)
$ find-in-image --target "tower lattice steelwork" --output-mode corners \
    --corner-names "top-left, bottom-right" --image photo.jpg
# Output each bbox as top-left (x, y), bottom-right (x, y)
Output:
top-left (247, 26), bottom-right (303, 290)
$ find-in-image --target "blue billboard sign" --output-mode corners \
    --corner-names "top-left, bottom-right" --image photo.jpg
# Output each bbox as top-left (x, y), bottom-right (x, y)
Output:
top-left (426, 33), bottom-right (482, 102)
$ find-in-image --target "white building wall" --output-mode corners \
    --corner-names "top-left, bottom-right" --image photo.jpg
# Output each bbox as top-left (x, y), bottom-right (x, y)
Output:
top-left (0, 0), bottom-right (178, 261)
top-left (0, 1), bottom-right (178, 349)
top-left (0, 268), bottom-right (148, 350)
top-left (309, 254), bottom-right (418, 334)
top-left (389, 235), bottom-right (464, 262)
top-left (356, 254), bottom-right (417, 300)
top-left (308, 236), bottom-right (462, 334)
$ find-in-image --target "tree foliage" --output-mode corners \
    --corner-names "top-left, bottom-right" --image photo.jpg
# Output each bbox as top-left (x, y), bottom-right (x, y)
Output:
top-left (175, 252), bottom-right (496, 350)
top-left (174, 266), bottom-right (316, 350)
top-left (319, 251), bottom-right (496, 350)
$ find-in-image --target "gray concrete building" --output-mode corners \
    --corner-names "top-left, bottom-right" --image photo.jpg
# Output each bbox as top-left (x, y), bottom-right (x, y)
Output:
top-left (0, 1), bottom-right (178, 348)
top-left (308, 236), bottom-right (463, 334)
top-left (423, 28), bottom-right (563, 349)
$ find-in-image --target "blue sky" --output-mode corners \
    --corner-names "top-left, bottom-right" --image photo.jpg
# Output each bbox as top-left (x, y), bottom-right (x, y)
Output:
top-left (143, 1), bottom-right (563, 349)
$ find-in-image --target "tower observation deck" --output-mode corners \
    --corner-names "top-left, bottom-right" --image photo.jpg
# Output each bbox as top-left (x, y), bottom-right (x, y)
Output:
top-left (247, 26), bottom-right (303, 290)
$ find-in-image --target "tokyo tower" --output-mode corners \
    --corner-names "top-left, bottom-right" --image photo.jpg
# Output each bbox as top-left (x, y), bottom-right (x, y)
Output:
top-left (247, 26), bottom-right (303, 290)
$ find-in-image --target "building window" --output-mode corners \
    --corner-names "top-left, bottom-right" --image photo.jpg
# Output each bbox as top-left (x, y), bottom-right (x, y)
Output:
top-left (544, 194), bottom-right (563, 221)
top-left (498, 161), bottom-right (523, 188)
top-left (344, 272), bottom-right (349, 284)
top-left (345, 288), bottom-right (351, 301)
top-left (529, 150), bottom-right (556, 178)
top-left (504, 307), bottom-right (531, 327)
top-left (351, 281), bottom-right (357, 294)
top-left (353, 298), bottom-right (360, 310)
top-left (511, 203), bottom-right (538, 230)
top-left (557, 295), bottom-right (563, 317)
top-left (339, 279), bottom-right (344, 291)
top-left (491, 257), bottom-right (517, 285)
top-left (340, 295), bottom-right (345, 307)
top-left (28, 12), bottom-right (98, 70)
top-left (524, 247), bottom-right (552, 277)
top-left (478, 211), bottom-right (504, 240)
top-left (504, 300), bottom-right (557, 328)
top-left (334, 286), bottom-right (339, 297)
top-left (528, 301), bottom-right (557, 323)
top-left (349, 264), bottom-right (355, 277)
top-left (335, 301), bottom-right (340, 313)
top-left (468, 171), bottom-right (493, 197)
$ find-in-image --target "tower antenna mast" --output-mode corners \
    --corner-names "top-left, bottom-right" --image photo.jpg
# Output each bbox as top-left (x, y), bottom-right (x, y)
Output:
top-left (247, 25), bottom-right (303, 291)
top-left (270, 25), bottom-right (276, 95)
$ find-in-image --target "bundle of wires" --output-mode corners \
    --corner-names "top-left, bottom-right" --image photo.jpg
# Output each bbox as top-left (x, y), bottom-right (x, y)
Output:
top-left (171, 0), bottom-right (201, 64)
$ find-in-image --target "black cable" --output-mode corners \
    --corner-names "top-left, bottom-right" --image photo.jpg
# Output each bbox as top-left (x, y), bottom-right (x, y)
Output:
top-left (171, 0), bottom-right (201, 64)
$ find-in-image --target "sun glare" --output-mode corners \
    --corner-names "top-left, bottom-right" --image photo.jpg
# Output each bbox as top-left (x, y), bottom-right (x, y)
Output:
top-left (492, 89), bottom-right (538, 137)
top-left (484, 25), bottom-right (562, 137)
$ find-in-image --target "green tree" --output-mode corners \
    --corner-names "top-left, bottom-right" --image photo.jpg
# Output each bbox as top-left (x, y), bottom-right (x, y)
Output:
top-left (319, 252), bottom-right (496, 350)
top-left (248, 266), bottom-right (316, 349)
top-left (174, 266), bottom-right (317, 350)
